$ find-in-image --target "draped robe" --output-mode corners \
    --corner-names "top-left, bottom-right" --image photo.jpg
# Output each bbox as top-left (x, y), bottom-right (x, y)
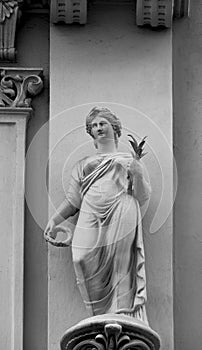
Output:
top-left (66, 152), bottom-right (151, 323)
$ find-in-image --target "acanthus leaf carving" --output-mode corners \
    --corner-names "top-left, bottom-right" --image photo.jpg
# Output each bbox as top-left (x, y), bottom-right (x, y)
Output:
top-left (0, 68), bottom-right (43, 107)
top-left (0, 0), bottom-right (18, 23)
top-left (0, 0), bottom-right (20, 61)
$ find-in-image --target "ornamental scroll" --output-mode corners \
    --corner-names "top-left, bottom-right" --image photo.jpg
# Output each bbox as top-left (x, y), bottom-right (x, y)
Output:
top-left (0, 68), bottom-right (43, 107)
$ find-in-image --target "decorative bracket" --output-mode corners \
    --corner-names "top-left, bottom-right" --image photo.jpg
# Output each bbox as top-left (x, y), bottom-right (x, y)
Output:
top-left (61, 314), bottom-right (161, 350)
top-left (50, 0), bottom-right (190, 28)
top-left (136, 0), bottom-right (190, 28)
top-left (51, 0), bottom-right (87, 24)
top-left (136, 0), bottom-right (173, 28)
top-left (0, 0), bottom-right (24, 61)
top-left (0, 67), bottom-right (43, 107)
top-left (0, 66), bottom-right (43, 350)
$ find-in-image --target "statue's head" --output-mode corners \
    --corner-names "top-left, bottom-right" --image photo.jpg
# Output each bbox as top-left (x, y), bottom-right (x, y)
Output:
top-left (86, 107), bottom-right (122, 148)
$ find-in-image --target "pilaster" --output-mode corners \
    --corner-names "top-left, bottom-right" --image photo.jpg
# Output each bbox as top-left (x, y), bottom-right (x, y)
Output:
top-left (0, 67), bottom-right (43, 350)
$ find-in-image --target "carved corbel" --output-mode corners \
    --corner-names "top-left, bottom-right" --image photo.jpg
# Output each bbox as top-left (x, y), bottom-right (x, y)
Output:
top-left (136, 0), bottom-right (190, 28)
top-left (0, 67), bottom-right (43, 107)
top-left (0, 1), bottom-right (23, 61)
top-left (61, 315), bottom-right (161, 350)
top-left (136, 0), bottom-right (173, 28)
top-left (51, 0), bottom-right (87, 24)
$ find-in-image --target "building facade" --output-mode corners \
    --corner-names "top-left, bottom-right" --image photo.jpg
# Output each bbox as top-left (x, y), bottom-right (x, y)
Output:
top-left (0, 1), bottom-right (202, 350)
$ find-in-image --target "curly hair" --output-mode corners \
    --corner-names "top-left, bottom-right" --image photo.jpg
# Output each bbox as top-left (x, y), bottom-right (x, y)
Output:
top-left (86, 107), bottom-right (122, 140)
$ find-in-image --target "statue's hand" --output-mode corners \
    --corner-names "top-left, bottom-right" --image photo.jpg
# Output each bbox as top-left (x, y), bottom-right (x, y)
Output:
top-left (44, 220), bottom-right (72, 247)
top-left (44, 219), bottom-right (58, 240)
top-left (128, 157), bottom-right (144, 178)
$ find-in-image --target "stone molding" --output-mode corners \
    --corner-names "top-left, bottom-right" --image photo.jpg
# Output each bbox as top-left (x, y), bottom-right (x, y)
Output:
top-left (0, 67), bottom-right (43, 107)
top-left (0, 0), bottom-right (191, 52)
top-left (61, 315), bottom-right (161, 350)
top-left (50, 0), bottom-right (190, 27)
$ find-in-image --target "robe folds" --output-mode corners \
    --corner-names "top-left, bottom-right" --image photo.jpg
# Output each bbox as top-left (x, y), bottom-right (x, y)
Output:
top-left (66, 152), bottom-right (151, 323)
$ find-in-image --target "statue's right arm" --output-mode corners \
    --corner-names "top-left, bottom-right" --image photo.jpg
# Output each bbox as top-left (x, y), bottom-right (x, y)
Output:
top-left (44, 199), bottom-right (78, 239)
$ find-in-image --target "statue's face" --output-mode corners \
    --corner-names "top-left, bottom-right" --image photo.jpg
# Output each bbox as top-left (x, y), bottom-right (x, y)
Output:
top-left (91, 115), bottom-right (115, 143)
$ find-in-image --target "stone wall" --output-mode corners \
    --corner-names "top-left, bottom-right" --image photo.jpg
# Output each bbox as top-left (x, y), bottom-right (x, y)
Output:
top-left (173, 2), bottom-right (202, 349)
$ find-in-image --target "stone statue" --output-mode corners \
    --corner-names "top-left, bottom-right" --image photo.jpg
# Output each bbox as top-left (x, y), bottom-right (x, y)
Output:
top-left (44, 107), bottom-right (151, 324)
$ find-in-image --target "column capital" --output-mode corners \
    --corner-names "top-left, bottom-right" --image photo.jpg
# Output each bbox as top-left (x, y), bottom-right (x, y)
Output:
top-left (0, 67), bottom-right (43, 108)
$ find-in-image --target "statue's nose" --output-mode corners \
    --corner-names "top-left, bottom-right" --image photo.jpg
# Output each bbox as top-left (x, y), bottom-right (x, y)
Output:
top-left (97, 125), bottom-right (103, 132)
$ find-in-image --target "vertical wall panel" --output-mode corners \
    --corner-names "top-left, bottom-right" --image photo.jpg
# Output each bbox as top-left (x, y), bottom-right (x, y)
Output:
top-left (0, 111), bottom-right (30, 350)
top-left (173, 2), bottom-right (202, 349)
top-left (50, 4), bottom-right (173, 350)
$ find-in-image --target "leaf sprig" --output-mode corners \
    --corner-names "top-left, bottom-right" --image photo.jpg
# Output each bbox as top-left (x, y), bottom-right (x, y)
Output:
top-left (128, 134), bottom-right (148, 159)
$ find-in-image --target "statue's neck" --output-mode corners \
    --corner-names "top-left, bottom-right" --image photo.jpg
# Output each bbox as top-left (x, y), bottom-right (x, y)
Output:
top-left (96, 142), bottom-right (117, 154)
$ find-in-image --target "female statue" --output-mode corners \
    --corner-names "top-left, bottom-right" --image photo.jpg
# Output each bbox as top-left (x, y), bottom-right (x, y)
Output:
top-left (44, 107), bottom-right (151, 324)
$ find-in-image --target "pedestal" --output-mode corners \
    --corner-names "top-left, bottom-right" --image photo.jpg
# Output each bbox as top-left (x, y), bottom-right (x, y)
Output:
top-left (61, 315), bottom-right (161, 350)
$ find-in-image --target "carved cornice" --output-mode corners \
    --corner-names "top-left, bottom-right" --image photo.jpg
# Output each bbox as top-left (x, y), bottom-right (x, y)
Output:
top-left (50, 0), bottom-right (190, 28)
top-left (0, 0), bottom-right (190, 55)
top-left (61, 315), bottom-right (161, 350)
top-left (0, 68), bottom-right (43, 107)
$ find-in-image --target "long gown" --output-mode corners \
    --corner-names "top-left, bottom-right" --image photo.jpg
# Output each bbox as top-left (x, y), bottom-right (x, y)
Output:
top-left (66, 152), bottom-right (151, 323)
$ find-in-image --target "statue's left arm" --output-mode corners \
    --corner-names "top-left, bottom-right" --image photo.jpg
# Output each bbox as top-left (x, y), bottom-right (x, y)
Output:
top-left (128, 159), bottom-right (151, 206)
